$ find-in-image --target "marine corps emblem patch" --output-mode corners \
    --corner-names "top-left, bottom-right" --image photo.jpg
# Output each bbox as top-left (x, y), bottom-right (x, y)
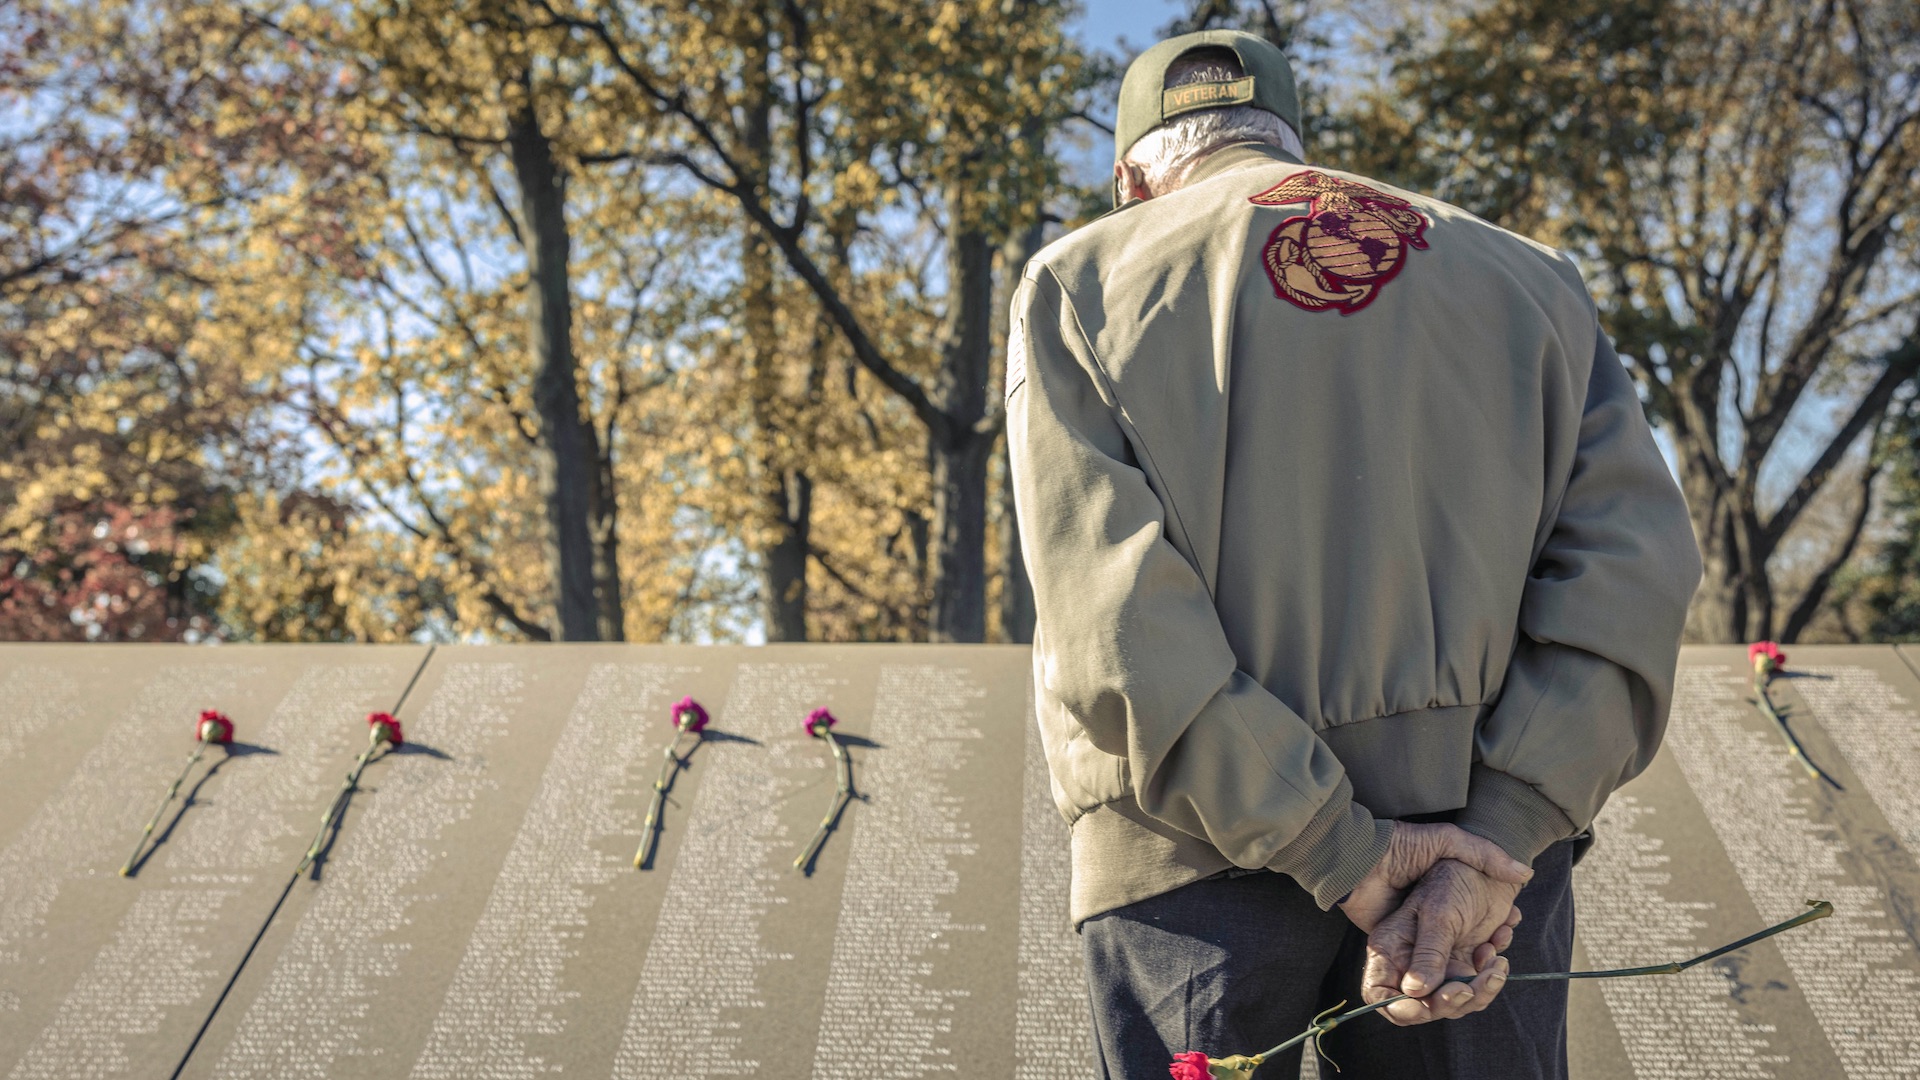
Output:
top-left (1248, 171), bottom-right (1430, 315)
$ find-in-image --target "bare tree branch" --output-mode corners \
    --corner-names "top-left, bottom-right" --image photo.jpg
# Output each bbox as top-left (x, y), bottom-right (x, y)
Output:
top-left (1781, 415), bottom-right (1892, 642)
top-left (1761, 336), bottom-right (1920, 551)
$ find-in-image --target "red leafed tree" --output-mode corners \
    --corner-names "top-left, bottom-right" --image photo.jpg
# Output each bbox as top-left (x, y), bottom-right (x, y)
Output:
top-left (0, 506), bottom-right (211, 641)
top-left (0, 0), bottom-right (373, 642)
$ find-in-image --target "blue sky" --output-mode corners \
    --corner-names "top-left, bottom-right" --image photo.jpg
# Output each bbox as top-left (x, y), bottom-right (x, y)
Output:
top-left (1069, 0), bottom-right (1184, 56)
top-left (1060, 0), bottom-right (1186, 186)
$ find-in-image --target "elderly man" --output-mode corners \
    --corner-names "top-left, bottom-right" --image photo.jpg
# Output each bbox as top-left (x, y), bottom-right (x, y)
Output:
top-left (1005, 29), bottom-right (1701, 1080)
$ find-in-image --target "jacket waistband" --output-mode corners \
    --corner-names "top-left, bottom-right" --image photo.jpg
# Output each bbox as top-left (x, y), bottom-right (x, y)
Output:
top-left (1314, 703), bottom-right (1484, 818)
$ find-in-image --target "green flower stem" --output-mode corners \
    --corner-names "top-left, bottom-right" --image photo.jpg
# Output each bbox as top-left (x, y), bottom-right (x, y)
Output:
top-left (1236, 900), bottom-right (1834, 1072)
top-left (1512, 897), bottom-right (1834, 980)
top-left (793, 727), bottom-right (852, 873)
top-left (634, 724), bottom-right (701, 869)
top-left (119, 745), bottom-right (208, 877)
top-left (1753, 676), bottom-right (1843, 790)
top-left (295, 731), bottom-right (388, 878)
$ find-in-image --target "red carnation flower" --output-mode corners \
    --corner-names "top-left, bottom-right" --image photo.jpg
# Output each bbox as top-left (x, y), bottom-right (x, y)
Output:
top-left (804, 707), bottom-right (836, 737)
top-left (1169, 1051), bottom-right (1213, 1080)
top-left (197, 709), bottom-right (234, 745)
top-left (1749, 640), bottom-right (1787, 673)
top-left (368, 711), bottom-right (404, 746)
top-left (670, 696), bottom-right (709, 733)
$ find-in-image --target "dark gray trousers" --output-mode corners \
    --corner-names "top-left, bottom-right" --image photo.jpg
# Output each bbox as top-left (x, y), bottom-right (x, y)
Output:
top-left (1082, 838), bottom-right (1579, 1080)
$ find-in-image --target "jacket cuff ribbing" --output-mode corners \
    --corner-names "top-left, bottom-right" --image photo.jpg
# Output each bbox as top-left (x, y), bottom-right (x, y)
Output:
top-left (1265, 776), bottom-right (1395, 910)
top-left (1455, 763), bottom-right (1576, 865)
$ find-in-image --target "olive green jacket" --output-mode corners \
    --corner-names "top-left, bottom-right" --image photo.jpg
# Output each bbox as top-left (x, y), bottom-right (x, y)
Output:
top-left (1005, 143), bottom-right (1702, 927)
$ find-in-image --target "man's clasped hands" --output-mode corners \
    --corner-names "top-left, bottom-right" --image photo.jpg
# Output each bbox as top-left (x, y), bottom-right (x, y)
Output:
top-left (1336, 823), bottom-right (1536, 1025)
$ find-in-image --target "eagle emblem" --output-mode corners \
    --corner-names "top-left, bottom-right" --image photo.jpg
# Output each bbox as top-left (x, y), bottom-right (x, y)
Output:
top-left (1248, 171), bottom-right (1430, 315)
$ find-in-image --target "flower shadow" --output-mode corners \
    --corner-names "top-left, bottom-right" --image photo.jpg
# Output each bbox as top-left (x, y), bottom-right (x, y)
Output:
top-left (698, 728), bottom-right (761, 747)
top-left (794, 734), bottom-right (879, 878)
top-left (124, 741), bottom-right (279, 878)
top-left (390, 741), bottom-right (453, 761)
top-left (635, 729), bottom-right (757, 870)
top-left (306, 740), bottom-right (445, 880)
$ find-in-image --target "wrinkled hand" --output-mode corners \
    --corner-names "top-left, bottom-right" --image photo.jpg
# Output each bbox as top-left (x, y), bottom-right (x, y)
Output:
top-left (1363, 858), bottom-right (1525, 1025)
top-left (1338, 822), bottom-right (1532, 934)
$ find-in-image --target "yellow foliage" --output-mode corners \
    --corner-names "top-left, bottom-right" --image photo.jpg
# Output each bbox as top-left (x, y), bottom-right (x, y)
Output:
top-left (6, 0), bottom-right (1093, 642)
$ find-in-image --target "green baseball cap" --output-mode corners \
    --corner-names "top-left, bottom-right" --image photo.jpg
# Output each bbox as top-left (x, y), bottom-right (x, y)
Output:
top-left (1112, 30), bottom-right (1302, 206)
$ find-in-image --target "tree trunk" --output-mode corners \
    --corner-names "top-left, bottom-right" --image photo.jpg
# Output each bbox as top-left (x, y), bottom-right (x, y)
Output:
top-left (927, 215), bottom-right (996, 643)
top-left (593, 440), bottom-right (625, 640)
top-left (762, 468), bottom-right (811, 641)
top-left (739, 48), bottom-right (809, 642)
top-left (506, 101), bottom-right (616, 642)
top-left (1677, 456), bottom-right (1773, 644)
top-left (1678, 452), bottom-right (1741, 643)
top-left (994, 438), bottom-right (1034, 643)
top-left (1668, 341), bottom-right (1920, 645)
top-left (931, 431), bottom-right (991, 643)
top-left (994, 221), bottom-right (1044, 645)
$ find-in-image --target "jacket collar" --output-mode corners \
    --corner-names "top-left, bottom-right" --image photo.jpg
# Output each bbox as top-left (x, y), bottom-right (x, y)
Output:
top-left (1181, 141), bottom-right (1304, 189)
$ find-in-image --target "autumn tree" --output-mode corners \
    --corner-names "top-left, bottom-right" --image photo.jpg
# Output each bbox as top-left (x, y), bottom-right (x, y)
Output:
top-left (1, 0), bottom-right (1124, 647)
top-left (541, 0), bottom-right (1085, 641)
top-left (158, 0), bottom-right (784, 645)
top-left (0, 0), bottom-right (370, 640)
top-left (307, 0), bottom-right (632, 641)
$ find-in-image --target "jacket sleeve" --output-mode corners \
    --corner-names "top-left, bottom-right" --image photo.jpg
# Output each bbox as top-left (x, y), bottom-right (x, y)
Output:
top-left (1455, 327), bottom-right (1704, 863)
top-left (1006, 265), bottom-right (1393, 909)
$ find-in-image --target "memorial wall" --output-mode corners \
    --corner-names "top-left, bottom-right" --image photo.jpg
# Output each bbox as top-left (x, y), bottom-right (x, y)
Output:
top-left (0, 643), bottom-right (1915, 1079)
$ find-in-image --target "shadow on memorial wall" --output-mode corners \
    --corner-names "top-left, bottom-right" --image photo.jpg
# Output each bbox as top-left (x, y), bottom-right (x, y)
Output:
top-left (796, 733), bottom-right (881, 878)
top-left (123, 741), bottom-right (278, 878)
top-left (636, 727), bottom-right (761, 870)
top-left (305, 739), bottom-right (450, 881)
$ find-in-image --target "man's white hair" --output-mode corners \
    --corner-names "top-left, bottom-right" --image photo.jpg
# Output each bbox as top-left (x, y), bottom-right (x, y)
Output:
top-left (1123, 49), bottom-right (1306, 196)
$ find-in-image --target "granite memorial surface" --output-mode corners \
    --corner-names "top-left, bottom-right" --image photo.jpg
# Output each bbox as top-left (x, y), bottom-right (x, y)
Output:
top-left (1559, 645), bottom-right (1920, 1080)
top-left (0, 643), bottom-right (1915, 1079)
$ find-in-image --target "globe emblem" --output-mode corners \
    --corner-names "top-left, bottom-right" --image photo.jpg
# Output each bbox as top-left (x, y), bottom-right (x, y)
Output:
top-left (1249, 170), bottom-right (1432, 314)
top-left (1302, 210), bottom-right (1403, 283)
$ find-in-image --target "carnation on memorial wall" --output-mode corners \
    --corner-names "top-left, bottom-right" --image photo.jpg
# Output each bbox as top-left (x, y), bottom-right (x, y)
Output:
top-left (368, 711), bottom-right (404, 746)
top-left (294, 711), bottom-right (404, 879)
top-left (1745, 640), bottom-right (1838, 787)
top-left (197, 709), bottom-right (234, 745)
top-left (792, 706), bottom-right (851, 873)
top-left (123, 708), bottom-right (235, 876)
top-left (635, 695), bottom-right (710, 869)
top-left (671, 696), bottom-right (709, 733)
